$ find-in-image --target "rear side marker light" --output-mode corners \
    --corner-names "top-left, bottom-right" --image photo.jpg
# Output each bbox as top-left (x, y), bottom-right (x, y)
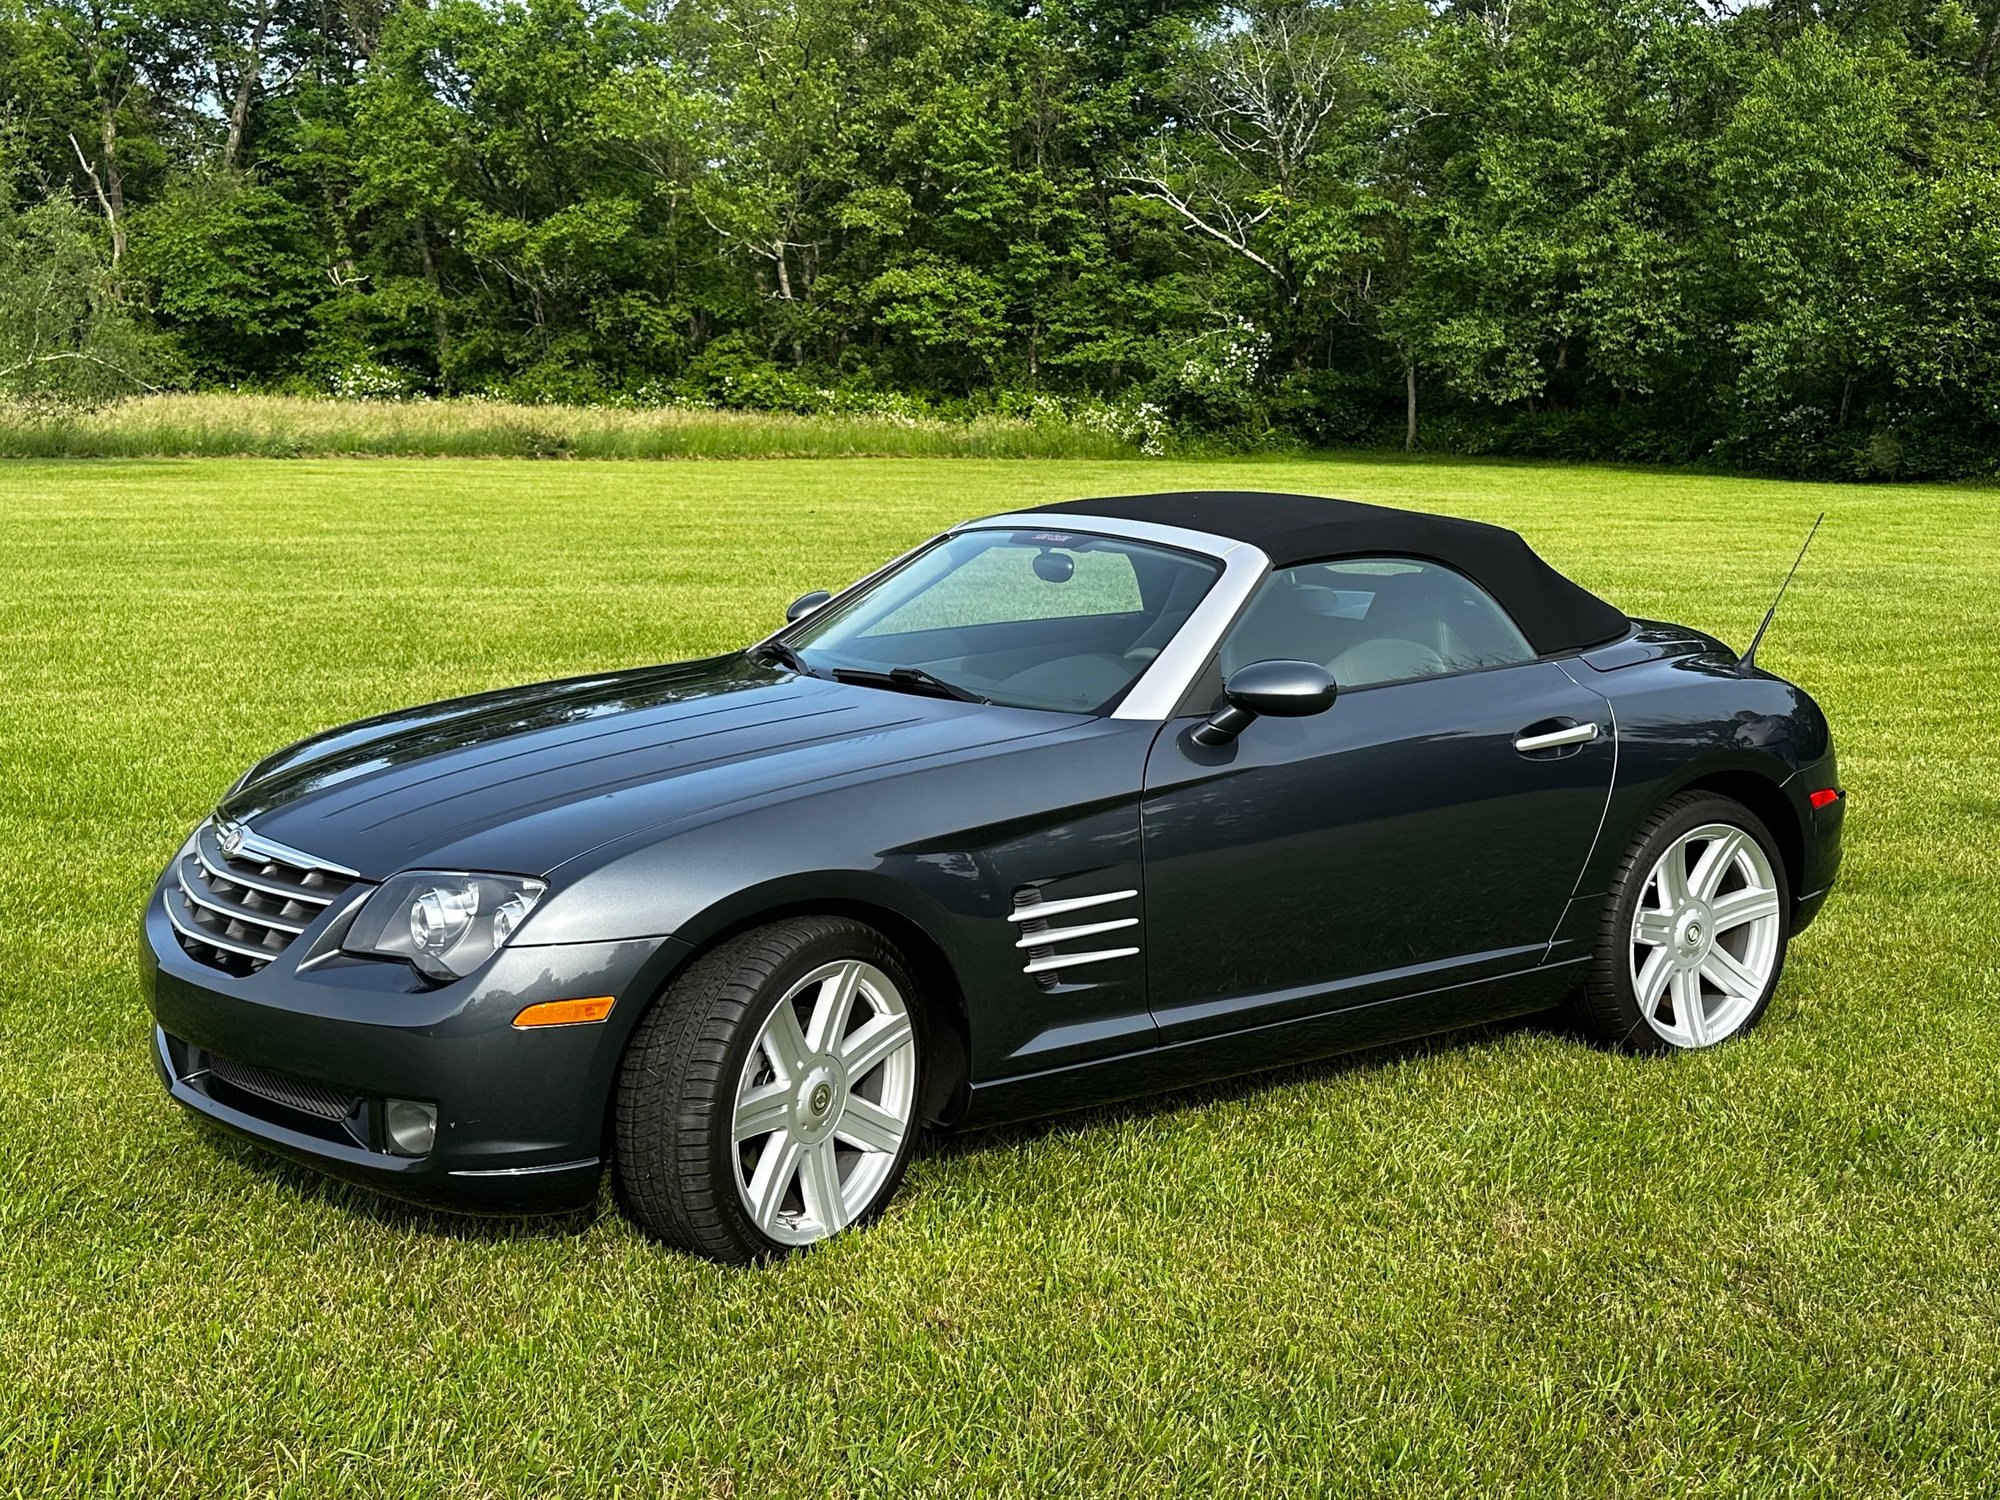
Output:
top-left (1808, 788), bottom-right (1843, 810)
top-left (513, 996), bottom-right (616, 1029)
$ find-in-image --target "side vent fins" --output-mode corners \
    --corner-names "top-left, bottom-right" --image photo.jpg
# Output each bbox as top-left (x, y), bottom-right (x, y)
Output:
top-left (1008, 886), bottom-right (1139, 988)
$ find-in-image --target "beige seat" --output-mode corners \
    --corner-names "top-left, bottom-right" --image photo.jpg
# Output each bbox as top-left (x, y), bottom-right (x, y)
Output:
top-left (1329, 636), bottom-right (1446, 686)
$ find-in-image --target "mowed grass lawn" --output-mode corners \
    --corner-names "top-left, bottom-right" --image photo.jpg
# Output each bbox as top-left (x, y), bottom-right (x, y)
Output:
top-left (1, 455), bottom-right (1995, 1498)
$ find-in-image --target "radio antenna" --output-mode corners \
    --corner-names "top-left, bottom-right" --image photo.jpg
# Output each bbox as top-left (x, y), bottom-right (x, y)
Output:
top-left (1740, 512), bottom-right (1824, 671)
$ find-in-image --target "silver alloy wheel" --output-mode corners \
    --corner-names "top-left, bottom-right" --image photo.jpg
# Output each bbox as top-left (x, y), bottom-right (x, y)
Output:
top-left (1629, 821), bottom-right (1783, 1048)
top-left (731, 958), bottom-right (918, 1246)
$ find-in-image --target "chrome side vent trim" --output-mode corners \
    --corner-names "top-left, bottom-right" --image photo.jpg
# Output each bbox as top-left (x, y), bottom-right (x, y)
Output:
top-left (1005, 889), bottom-right (1137, 923)
top-left (1022, 948), bottom-right (1142, 977)
top-left (1009, 886), bottom-right (1140, 987)
top-left (1012, 917), bottom-right (1136, 950)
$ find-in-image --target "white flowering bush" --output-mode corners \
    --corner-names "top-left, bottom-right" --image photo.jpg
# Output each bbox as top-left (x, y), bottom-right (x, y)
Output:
top-left (1065, 395), bottom-right (1171, 456)
top-left (1174, 319), bottom-right (1269, 397)
top-left (327, 361), bottom-right (415, 401)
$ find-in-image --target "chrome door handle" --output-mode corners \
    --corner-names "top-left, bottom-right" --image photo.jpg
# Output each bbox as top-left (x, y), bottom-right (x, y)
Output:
top-left (1514, 722), bottom-right (1599, 753)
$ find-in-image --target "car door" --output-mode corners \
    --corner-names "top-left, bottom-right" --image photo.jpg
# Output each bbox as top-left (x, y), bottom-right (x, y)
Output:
top-left (1139, 557), bottom-right (1616, 1044)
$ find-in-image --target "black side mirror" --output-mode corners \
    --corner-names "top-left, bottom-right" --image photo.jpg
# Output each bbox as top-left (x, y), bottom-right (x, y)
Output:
top-left (1192, 659), bottom-right (1337, 746)
top-left (785, 589), bottom-right (833, 624)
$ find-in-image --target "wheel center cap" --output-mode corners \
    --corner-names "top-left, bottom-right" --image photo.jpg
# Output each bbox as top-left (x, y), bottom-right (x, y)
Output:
top-left (792, 1060), bottom-right (845, 1142)
top-left (1674, 903), bottom-right (1713, 959)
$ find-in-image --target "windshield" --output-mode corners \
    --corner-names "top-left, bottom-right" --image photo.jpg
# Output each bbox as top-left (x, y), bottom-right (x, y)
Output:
top-left (783, 528), bottom-right (1223, 713)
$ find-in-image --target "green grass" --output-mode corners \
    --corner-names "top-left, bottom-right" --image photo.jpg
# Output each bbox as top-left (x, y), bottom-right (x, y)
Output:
top-left (0, 394), bottom-right (1141, 461)
top-left (1, 456), bottom-right (1995, 1497)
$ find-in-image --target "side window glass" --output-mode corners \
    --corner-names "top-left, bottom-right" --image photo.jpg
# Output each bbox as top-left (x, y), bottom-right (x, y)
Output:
top-left (1219, 558), bottom-right (1536, 688)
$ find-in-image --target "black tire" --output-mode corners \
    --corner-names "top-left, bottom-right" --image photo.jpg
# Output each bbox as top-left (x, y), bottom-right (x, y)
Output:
top-left (1577, 791), bottom-right (1793, 1055)
top-left (614, 916), bottom-right (926, 1263)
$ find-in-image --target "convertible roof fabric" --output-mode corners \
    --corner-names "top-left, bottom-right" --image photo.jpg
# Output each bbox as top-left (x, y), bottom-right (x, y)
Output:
top-left (1026, 490), bottom-right (1629, 655)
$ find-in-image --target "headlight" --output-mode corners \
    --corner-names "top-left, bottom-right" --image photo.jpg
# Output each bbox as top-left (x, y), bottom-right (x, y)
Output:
top-left (344, 871), bottom-right (548, 981)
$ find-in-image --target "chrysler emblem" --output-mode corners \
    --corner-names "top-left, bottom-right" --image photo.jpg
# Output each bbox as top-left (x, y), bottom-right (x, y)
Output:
top-left (216, 820), bottom-right (246, 860)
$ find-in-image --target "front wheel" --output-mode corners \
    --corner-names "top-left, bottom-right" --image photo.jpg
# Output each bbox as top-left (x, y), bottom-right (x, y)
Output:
top-left (614, 917), bottom-right (925, 1262)
top-left (1580, 791), bottom-right (1792, 1054)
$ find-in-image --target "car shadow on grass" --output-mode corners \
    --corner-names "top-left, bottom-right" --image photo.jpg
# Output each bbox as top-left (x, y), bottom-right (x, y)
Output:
top-left (924, 1011), bottom-right (1561, 1163)
top-left (186, 1009), bottom-right (1572, 1243)
top-left (193, 1126), bottom-right (603, 1242)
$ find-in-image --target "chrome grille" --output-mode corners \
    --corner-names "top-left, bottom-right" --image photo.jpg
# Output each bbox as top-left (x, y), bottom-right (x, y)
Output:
top-left (205, 1051), bottom-right (359, 1122)
top-left (1009, 885), bottom-right (1140, 988)
top-left (169, 820), bottom-right (357, 975)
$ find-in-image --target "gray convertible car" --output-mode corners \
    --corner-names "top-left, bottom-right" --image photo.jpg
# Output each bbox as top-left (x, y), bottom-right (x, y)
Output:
top-left (143, 491), bottom-right (1843, 1261)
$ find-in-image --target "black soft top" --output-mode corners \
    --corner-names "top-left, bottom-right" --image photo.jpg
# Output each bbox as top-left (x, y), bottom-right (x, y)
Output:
top-left (1027, 490), bottom-right (1628, 655)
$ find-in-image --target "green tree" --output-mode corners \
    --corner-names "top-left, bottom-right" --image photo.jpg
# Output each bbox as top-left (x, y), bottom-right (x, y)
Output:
top-left (0, 195), bottom-right (173, 401)
top-left (130, 170), bottom-right (324, 378)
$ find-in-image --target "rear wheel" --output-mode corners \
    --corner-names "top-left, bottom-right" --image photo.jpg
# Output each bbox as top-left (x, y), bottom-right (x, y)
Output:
top-left (614, 917), bottom-right (924, 1262)
top-left (1580, 792), bottom-right (1791, 1054)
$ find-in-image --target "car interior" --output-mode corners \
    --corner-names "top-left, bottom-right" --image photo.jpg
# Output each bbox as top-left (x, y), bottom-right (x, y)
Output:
top-left (1218, 560), bottom-right (1537, 688)
top-left (791, 535), bottom-right (1540, 714)
top-left (794, 531), bottom-right (1225, 711)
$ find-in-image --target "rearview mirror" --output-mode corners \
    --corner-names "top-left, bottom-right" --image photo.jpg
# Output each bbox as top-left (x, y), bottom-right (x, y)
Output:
top-left (785, 589), bottom-right (833, 624)
top-left (1191, 659), bottom-right (1337, 746)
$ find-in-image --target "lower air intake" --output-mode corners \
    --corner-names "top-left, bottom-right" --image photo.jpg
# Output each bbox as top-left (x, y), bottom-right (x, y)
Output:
top-left (206, 1052), bottom-right (358, 1123)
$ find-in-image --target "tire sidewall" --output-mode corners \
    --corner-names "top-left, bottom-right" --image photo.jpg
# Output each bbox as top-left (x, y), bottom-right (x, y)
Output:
top-left (1598, 794), bottom-right (1793, 1055)
top-left (707, 921), bottom-right (927, 1258)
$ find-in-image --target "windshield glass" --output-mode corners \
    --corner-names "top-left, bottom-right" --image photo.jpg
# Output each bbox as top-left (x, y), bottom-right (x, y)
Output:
top-left (785, 528), bottom-right (1223, 713)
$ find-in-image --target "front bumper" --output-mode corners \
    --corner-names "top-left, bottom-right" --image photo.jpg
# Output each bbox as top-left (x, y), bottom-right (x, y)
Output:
top-left (142, 880), bottom-right (689, 1213)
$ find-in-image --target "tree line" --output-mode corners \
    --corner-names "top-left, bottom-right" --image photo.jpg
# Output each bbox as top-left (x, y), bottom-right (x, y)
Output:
top-left (5, 0), bottom-right (2000, 477)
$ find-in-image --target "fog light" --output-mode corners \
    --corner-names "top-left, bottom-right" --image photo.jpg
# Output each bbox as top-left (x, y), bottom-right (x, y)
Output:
top-left (384, 1099), bottom-right (438, 1157)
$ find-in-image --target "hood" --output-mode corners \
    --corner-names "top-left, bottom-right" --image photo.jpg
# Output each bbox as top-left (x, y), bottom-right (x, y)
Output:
top-left (220, 654), bottom-right (1087, 880)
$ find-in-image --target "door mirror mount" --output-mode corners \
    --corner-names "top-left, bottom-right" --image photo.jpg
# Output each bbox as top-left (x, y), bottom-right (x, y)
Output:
top-left (785, 589), bottom-right (833, 624)
top-left (1192, 659), bottom-right (1337, 746)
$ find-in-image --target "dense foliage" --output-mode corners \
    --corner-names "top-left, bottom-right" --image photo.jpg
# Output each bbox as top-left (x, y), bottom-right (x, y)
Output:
top-left (5, 0), bottom-right (2000, 476)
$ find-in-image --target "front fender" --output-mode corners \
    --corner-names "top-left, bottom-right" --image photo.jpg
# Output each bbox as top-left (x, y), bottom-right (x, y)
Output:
top-left (661, 869), bottom-right (961, 954)
top-left (503, 717), bottom-right (1162, 1083)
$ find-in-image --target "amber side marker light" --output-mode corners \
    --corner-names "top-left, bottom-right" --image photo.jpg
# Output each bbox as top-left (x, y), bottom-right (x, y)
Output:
top-left (1808, 787), bottom-right (1844, 810)
top-left (513, 996), bottom-right (616, 1029)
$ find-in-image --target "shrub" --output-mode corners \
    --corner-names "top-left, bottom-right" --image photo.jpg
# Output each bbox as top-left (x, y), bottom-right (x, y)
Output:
top-left (0, 199), bottom-right (176, 408)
